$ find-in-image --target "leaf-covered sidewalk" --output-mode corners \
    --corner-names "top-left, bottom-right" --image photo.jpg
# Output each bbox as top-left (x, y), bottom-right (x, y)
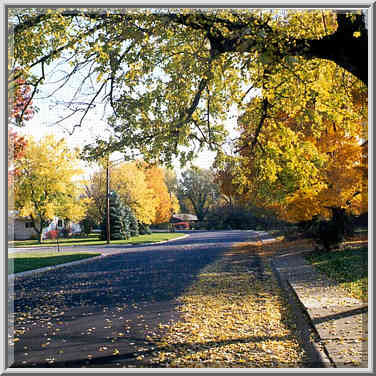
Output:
top-left (149, 241), bottom-right (310, 368)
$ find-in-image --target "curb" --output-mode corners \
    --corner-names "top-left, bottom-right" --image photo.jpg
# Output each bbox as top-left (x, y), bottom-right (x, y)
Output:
top-left (270, 259), bottom-right (334, 368)
top-left (8, 253), bottom-right (107, 282)
top-left (259, 231), bottom-right (368, 369)
top-left (284, 279), bottom-right (337, 367)
top-left (8, 234), bottom-right (190, 281)
top-left (9, 234), bottom-right (189, 252)
top-left (255, 231), bottom-right (334, 368)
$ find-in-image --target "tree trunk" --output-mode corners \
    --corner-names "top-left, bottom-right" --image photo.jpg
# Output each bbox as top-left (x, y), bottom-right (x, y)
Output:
top-left (300, 13), bottom-right (368, 85)
top-left (331, 207), bottom-right (353, 238)
top-left (31, 215), bottom-right (44, 244)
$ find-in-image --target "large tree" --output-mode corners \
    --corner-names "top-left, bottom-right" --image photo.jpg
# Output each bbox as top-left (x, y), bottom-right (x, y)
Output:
top-left (218, 58), bottom-right (368, 225)
top-left (143, 164), bottom-right (180, 224)
top-left (14, 135), bottom-right (89, 243)
top-left (178, 167), bottom-right (220, 221)
top-left (83, 169), bottom-right (107, 226)
top-left (110, 161), bottom-right (157, 225)
top-left (8, 8), bottom-right (368, 165)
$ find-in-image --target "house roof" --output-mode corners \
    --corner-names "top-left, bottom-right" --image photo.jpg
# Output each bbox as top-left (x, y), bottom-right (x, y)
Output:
top-left (171, 213), bottom-right (198, 222)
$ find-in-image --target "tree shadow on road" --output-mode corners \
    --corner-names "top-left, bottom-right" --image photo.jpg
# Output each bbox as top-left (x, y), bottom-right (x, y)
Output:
top-left (12, 333), bottom-right (301, 368)
top-left (11, 242), bottom-right (242, 368)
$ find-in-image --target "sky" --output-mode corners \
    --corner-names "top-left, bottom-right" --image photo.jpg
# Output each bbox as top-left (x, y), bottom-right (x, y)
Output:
top-left (15, 50), bottom-right (231, 176)
top-left (17, 100), bottom-right (221, 175)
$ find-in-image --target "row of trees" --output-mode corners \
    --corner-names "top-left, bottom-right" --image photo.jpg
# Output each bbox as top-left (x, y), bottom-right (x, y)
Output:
top-left (173, 167), bottom-right (281, 231)
top-left (8, 9), bottom-right (368, 249)
top-left (10, 128), bottom-right (367, 247)
top-left (82, 160), bottom-right (180, 230)
top-left (9, 133), bottom-right (180, 243)
top-left (176, 158), bottom-right (367, 249)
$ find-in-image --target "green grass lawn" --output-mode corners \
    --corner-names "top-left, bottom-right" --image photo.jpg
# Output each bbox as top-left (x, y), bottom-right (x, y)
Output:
top-left (305, 246), bottom-right (368, 302)
top-left (8, 252), bottom-right (101, 274)
top-left (9, 232), bottom-right (185, 248)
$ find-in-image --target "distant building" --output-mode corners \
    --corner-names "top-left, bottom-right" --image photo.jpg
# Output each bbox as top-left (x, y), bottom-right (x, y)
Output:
top-left (170, 213), bottom-right (198, 222)
top-left (170, 213), bottom-right (198, 230)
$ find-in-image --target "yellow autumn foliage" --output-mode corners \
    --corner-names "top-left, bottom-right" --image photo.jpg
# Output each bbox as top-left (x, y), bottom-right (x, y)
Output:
top-left (14, 135), bottom-right (88, 233)
top-left (111, 161), bottom-right (156, 225)
top-left (144, 164), bottom-right (179, 224)
top-left (110, 161), bottom-right (180, 225)
top-left (228, 59), bottom-right (368, 223)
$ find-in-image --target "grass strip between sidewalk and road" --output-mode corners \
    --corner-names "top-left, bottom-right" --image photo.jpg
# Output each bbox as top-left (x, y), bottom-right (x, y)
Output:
top-left (10, 233), bottom-right (185, 248)
top-left (148, 241), bottom-right (309, 368)
top-left (254, 232), bottom-right (368, 303)
top-left (8, 252), bottom-right (101, 274)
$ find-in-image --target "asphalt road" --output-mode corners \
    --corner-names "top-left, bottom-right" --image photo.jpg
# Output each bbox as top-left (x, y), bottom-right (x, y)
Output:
top-left (9, 230), bottom-right (257, 368)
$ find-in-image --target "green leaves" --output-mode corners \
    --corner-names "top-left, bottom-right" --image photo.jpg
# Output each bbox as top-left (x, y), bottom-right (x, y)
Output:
top-left (9, 8), bottom-right (368, 169)
top-left (259, 51), bottom-right (274, 65)
top-left (178, 167), bottom-right (220, 221)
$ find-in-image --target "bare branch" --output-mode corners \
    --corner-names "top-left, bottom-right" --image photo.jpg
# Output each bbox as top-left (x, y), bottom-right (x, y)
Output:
top-left (69, 80), bottom-right (107, 135)
top-left (18, 62), bottom-right (45, 125)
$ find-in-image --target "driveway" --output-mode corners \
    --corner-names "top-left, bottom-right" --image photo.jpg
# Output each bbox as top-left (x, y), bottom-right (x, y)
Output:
top-left (9, 230), bottom-right (256, 368)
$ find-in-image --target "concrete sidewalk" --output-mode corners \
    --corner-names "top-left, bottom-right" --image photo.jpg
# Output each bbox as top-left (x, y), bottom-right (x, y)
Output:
top-left (271, 247), bottom-right (368, 368)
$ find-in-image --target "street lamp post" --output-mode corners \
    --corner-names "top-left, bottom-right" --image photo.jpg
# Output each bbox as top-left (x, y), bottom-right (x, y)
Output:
top-left (106, 156), bottom-right (111, 244)
top-left (104, 156), bottom-right (125, 244)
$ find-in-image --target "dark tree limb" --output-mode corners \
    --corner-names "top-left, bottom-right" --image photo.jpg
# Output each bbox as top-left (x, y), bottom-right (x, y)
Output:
top-left (250, 97), bottom-right (269, 155)
top-left (294, 13), bottom-right (368, 84)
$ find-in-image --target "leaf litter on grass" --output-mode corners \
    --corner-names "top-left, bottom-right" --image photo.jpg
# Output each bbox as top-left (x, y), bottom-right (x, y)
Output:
top-left (149, 242), bottom-right (308, 368)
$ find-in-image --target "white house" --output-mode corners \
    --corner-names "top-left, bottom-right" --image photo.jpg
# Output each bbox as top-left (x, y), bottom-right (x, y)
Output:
top-left (8, 211), bottom-right (82, 241)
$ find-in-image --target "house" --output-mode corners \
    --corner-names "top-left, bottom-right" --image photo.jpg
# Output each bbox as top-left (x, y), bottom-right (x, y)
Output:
top-left (8, 211), bottom-right (81, 240)
top-left (170, 213), bottom-right (198, 231)
top-left (8, 214), bottom-right (38, 241)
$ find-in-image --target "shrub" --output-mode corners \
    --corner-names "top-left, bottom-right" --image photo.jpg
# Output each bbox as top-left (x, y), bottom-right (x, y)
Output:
top-left (45, 229), bottom-right (58, 240)
top-left (174, 222), bottom-right (190, 230)
top-left (195, 221), bottom-right (208, 230)
top-left (303, 208), bottom-right (354, 251)
top-left (61, 227), bottom-right (72, 238)
top-left (151, 222), bottom-right (170, 230)
top-left (125, 206), bottom-right (139, 237)
top-left (311, 220), bottom-right (344, 251)
top-left (139, 222), bottom-right (152, 235)
top-left (206, 205), bottom-right (270, 230)
top-left (80, 217), bottom-right (95, 237)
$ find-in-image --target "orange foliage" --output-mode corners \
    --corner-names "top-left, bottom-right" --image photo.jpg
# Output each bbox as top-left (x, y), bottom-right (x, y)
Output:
top-left (144, 164), bottom-right (179, 224)
top-left (236, 109), bottom-right (367, 222)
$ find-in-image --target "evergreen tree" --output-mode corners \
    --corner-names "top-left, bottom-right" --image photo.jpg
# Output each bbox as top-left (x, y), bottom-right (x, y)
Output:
top-left (125, 205), bottom-right (139, 237)
top-left (101, 191), bottom-right (131, 240)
